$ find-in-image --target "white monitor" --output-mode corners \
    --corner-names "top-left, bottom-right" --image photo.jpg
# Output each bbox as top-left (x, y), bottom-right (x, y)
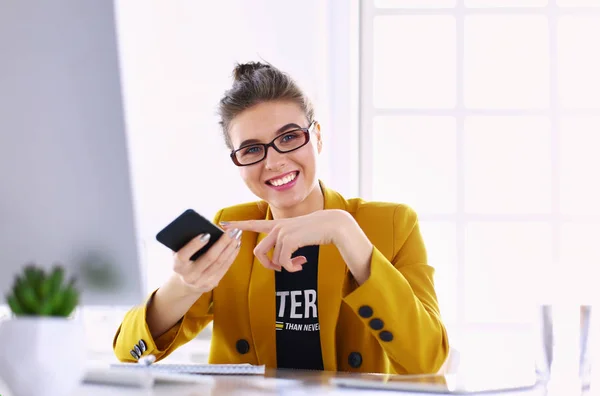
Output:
top-left (0, 1), bottom-right (143, 306)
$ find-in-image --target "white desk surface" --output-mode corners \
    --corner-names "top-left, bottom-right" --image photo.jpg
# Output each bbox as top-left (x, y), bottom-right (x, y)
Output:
top-left (1, 365), bottom-right (589, 396)
top-left (75, 369), bottom-right (554, 396)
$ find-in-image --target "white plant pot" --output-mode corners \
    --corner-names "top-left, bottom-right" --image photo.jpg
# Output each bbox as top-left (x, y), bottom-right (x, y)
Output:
top-left (0, 316), bottom-right (86, 396)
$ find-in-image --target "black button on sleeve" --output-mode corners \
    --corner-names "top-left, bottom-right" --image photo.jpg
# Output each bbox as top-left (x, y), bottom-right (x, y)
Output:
top-left (138, 339), bottom-right (147, 353)
top-left (236, 339), bottom-right (250, 354)
top-left (130, 350), bottom-right (140, 360)
top-left (369, 318), bottom-right (384, 331)
top-left (348, 352), bottom-right (362, 368)
top-left (133, 344), bottom-right (142, 356)
top-left (358, 305), bottom-right (373, 318)
top-left (379, 330), bottom-right (394, 342)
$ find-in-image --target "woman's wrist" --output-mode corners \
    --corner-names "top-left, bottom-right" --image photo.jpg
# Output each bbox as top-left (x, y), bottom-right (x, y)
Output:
top-left (147, 275), bottom-right (205, 339)
top-left (331, 210), bottom-right (373, 285)
top-left (162, 274), bottom-right (205, 301)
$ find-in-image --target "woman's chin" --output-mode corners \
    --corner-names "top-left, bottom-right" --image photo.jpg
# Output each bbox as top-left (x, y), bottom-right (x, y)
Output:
top-left (262, 189), bottom-right (305, 211)
top-left (269, 194), bottom-right (303, 209)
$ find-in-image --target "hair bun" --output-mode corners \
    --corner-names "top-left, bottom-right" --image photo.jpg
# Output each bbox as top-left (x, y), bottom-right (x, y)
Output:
top-left (233, 61), bottom-right (270, 81)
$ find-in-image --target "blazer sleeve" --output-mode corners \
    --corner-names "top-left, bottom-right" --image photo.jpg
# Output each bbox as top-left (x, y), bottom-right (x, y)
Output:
top-left (112, 209), bottom-right (224, 363)
top-left (342, 205), bottom-right (449, 374)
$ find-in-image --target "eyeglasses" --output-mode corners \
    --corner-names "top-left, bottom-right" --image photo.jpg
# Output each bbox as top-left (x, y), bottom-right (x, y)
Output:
top-left (230, 121), bottom-right (316, 166)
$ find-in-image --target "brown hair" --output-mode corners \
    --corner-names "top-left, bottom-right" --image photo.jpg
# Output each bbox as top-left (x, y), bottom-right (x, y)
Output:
top-left (218, 61), bottom-right (315, 150)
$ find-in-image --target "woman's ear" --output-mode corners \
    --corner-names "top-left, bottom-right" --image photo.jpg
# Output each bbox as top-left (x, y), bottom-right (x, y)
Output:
top-left (315, 122), bottom-right (323, 154)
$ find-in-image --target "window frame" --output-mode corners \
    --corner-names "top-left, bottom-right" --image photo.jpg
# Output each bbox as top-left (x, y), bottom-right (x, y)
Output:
top-left (358, 0), bottom-right (600, 340)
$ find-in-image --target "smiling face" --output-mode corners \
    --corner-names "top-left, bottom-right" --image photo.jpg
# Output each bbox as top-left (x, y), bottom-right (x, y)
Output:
top-left (228, 100), bottom-right (323, 218)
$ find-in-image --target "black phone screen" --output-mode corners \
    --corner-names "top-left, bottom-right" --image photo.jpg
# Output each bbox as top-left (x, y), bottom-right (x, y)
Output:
top-left (155, 209), bottom-right (224, 261)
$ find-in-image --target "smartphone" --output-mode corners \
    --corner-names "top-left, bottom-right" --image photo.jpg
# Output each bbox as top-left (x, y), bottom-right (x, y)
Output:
top-left (155, 209), bottom-right (224, 261)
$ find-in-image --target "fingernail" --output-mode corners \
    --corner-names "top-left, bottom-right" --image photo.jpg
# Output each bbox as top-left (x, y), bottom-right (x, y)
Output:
top-left (236, 240), bottom-right (241, 249)
top-left (220, 221), bottom-right (230, 227)
top-left (199, 233), bottom-right (210, 242)
top-left (227, 228), bottom-right (240, 238)
top-left (270, 263), bottom-right (281, 272)
top-left (234, 229), bottom-right (243, 240)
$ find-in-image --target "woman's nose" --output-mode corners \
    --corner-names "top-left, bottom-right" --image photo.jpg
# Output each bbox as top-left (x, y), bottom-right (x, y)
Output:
top-left (264, 146), bottom-right (286, 171)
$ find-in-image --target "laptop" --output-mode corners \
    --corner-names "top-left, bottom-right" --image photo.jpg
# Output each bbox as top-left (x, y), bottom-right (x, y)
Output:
top-left (330, 371), bottom-right (539, 394)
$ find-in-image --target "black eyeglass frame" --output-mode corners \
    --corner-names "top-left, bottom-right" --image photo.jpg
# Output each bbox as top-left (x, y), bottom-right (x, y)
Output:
top-left (229, 121), bottom-right (317, 167)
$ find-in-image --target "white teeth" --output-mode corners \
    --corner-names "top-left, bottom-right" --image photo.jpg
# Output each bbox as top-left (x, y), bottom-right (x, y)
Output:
top-left (269, 172), bottom-right (297, 187)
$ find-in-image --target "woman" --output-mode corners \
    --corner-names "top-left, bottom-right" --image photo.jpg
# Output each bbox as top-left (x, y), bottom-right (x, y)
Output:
top-left (113, 61), bottom-right (449, 374)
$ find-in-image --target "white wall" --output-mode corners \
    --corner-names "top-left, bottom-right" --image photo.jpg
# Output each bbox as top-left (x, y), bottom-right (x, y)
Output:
top-left (113, 0), bottom-right (358, 293)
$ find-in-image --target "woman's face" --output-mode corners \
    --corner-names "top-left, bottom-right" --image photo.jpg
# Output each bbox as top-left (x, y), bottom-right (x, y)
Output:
top-left (228, 100), bottom-right (322, 212)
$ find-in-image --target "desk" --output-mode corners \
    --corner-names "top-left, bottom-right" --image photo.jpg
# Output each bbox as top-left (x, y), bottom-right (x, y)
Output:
top-left (75, 369), bottom-right (554, 396)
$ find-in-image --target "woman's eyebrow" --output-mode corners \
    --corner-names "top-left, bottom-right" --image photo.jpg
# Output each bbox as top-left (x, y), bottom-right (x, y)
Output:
top-left (274, 123), bottom-right (302, 134)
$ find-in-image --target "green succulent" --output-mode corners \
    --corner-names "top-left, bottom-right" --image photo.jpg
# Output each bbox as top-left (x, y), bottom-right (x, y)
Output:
top-left (5, 264), bottom-right (79, 317)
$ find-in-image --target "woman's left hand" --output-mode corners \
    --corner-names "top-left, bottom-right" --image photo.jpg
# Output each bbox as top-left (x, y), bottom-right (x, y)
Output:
top-left (221, 209), bottom-right (374, 284)
top-left (221, 209), bottom-right (346, 272)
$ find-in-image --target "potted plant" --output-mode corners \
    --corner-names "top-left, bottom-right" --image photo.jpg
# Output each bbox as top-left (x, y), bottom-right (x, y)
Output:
top-left (0, 264), bottom-right (86, 396)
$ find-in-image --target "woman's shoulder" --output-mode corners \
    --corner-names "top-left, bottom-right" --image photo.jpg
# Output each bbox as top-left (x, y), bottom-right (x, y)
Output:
top-left (347, 197), bottom-right (419, 222)
top-left (324, 183), bottom-right (418, 221)
top-left (212, 200), bottom-right (268, 223)
top-left (343, 198), bottom-right (422, 253)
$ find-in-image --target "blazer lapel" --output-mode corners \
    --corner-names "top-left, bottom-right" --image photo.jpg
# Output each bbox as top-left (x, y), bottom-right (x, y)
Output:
top-left (247, 205), bottom-right (277, 368)
top-left (246, 181), bottom-right (350, 371)
top-left (317, 181), bottom-right (349, 371)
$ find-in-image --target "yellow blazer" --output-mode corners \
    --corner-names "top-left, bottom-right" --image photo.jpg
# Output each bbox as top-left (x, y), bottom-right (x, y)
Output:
top-left (113, 181), bottom-right (449, 374)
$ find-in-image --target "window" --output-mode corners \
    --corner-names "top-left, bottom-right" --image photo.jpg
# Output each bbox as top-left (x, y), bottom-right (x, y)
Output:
top-left (360, 1), bottom-right (600, 347)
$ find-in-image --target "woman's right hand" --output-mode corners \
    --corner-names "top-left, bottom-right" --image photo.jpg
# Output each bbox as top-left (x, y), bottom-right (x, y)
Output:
top-left (173, 227), bottom-right (243, 295)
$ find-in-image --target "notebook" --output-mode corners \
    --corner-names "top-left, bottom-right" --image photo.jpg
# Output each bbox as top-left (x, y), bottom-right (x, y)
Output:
top-left (110, 362), bottom-right (266, 376)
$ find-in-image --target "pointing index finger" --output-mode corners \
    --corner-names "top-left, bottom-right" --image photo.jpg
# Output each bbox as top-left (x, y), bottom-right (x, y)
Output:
top-left (220, 219), bottom-right (276, 233)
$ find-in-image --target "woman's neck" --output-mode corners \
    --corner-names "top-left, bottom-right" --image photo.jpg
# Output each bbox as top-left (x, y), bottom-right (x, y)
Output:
top-left (270, 182), bottom-right (324, 220)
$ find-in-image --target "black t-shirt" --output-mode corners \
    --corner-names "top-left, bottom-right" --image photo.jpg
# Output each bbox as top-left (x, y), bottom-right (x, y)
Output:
top-left (274, 245), bottom-right (324, 370)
